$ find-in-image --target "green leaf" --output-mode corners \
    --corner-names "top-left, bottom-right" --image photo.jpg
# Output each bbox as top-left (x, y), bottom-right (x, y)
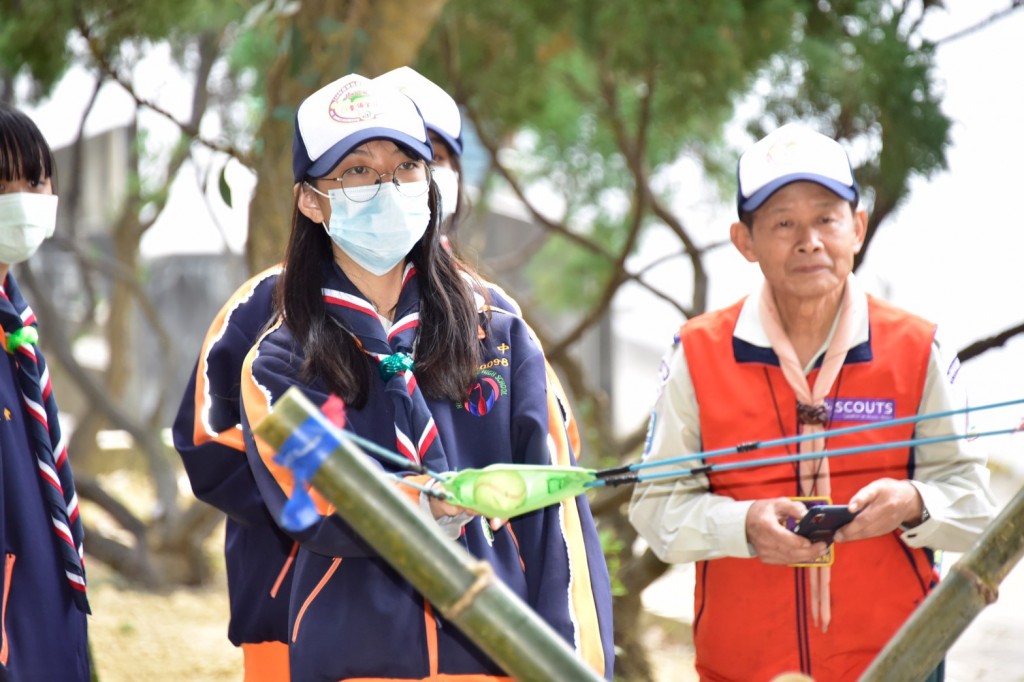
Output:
top-left (218, 164), bottom-right (233, 208)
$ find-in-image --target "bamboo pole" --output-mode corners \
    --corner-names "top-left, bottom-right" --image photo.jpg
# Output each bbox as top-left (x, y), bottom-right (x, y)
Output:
top-left (253, 387), bottom-right (606, 682)
top-left (860, 484), bottom-right (1024, 681)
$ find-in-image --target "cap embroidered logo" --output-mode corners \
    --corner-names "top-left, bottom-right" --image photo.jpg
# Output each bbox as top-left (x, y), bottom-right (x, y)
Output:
top-left (765, 138), bottom-right (801, 166)
top-left (330, 81), bottom-right (377, 123)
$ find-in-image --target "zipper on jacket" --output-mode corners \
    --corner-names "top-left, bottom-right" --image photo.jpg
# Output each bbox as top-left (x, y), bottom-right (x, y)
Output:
top-left (270, 541), bottom-right (299, 599)
top-left (1, 553), bottom-right (14, 666)
top-left (291, 558), bottom-right (341, 643)
top-left (504, 524), bottom-right (526, 573)
top-left (423, 599), bottom-right (440, 676)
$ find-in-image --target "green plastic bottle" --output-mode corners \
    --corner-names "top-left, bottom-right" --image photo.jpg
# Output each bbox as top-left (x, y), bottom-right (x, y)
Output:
top-left (441, 464), bottom-right (598, 518)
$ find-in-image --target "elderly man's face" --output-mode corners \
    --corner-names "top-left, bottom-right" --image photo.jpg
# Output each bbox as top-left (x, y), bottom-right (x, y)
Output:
top-left (731, 181), bottom-right (867, 304)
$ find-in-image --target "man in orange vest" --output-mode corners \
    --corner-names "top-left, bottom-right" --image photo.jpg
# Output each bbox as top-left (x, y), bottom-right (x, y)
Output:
top-left (629, 124), bottom-right (995, 682)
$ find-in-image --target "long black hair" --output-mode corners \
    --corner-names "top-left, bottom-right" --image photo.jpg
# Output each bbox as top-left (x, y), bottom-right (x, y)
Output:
top-left (0, 102), bottom-right (56, 189)
top-left (277, 152), bottom-right (484, 407)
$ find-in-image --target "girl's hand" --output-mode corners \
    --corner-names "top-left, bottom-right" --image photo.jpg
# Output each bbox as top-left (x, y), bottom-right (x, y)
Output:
top-left (429, 495), bottom-right (477, 520)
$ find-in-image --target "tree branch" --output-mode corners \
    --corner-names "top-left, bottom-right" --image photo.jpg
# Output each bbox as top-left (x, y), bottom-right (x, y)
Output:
top-left (463, 107), bottom-right (616, 260)
top-left (958, 321), bottom-right (1024, 363)
top-left (75, 474), bottom-right (147, 539)
top-left (935, 2), bottom-right (1024, 47)
top-left (586, 61), bottom-right (704, 317)
top-left (80, 524), bottom-right (160, 588)
top-left (465, 105), bottom-right (688, 323)
top-left (589, 484), bottom-right (633, 517)
top-left (617, 419), bottom-right (650, 460)
top-left (480, 226), bottom-right (551, 274)
top-left (76, 18), bottom-right (250, 164)
top-left (18, 262), bottom-right (175, 510)
top-left (545, 63), bottom-right (653, 360)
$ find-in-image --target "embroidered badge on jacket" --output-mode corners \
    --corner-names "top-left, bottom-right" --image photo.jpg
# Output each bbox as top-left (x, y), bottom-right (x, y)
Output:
top-left (459, 358), bottom-right (510, 416)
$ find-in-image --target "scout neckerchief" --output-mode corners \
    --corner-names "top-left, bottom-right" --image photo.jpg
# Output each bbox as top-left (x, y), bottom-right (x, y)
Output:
top-left (0, 273), bottom-right (90, 613)
top-left (321, 262), bottom-right (448, 474)
top-left (759, 275), bottom-right (856, 633)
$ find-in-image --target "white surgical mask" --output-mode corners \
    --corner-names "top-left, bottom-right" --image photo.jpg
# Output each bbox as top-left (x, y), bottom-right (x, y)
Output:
top-left (0, 193), bottom-right (58, 264)
top-left (430, 166), bottom-right (459, 225)
top-left (317, 182), bottom-right (431, 276)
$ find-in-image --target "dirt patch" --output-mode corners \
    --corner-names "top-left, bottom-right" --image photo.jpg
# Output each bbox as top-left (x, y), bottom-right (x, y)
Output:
top-left (643, 612), bottom-right (697, 681)
top-left (87, 553), bottom-right (239, 681)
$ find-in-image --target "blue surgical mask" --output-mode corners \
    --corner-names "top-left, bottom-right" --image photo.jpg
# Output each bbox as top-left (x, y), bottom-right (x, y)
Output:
top-left (313, 182), bottom-right (431, 276)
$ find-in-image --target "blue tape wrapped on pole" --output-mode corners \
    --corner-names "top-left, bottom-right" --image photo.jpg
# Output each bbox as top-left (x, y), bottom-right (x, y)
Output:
top-left (254, 386), bottom-right (607, 682)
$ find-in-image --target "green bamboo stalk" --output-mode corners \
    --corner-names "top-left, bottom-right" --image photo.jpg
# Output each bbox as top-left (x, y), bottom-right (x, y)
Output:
top-left (860, 484), bottom-right (1024, 681)
top-left (254, 387), bottom-right (606, 682)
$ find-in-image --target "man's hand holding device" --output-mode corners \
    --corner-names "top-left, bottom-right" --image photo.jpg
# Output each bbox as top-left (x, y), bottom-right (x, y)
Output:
top-left (781, 498), bottom-right (860, 567)
top-left (792, 504), bottom-right (859, 545)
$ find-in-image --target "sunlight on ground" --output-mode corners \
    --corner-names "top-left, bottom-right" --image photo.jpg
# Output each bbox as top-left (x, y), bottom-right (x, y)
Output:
top-left (88, 557), bottom-right (240, 682)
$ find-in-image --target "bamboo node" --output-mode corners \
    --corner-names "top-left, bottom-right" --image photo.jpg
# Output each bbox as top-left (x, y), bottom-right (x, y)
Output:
top-left (447, 560), bottom-right (495, 619)
top-left (953, 564), bottom-right (999, 605)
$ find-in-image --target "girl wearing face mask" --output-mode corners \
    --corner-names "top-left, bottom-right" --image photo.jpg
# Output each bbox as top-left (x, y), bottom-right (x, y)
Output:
top-left (172, 67), bottom-right (538, 681)
top-left (236, 74), bottom-right (614, 681)
top-left (0, 102), bottom-right (91, 681)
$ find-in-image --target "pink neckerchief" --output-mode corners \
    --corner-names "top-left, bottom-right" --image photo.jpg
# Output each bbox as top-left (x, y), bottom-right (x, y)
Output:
top-left (759, 275), bottom-right (857, 632)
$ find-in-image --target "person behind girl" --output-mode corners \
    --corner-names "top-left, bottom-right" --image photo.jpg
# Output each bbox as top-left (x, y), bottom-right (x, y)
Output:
top-left (172, 66), bottom-right (549, 680)
top-left (0, 101), bottom-right (90, 680)
top-left (239, 72), bottom-right (613, 680)
top-left (375, 66), bottom-right (465, 249)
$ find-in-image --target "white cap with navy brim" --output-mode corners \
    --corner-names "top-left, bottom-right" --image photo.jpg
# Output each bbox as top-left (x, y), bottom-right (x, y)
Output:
top-left (375, 66), bottom-right (463, 156)
top-left (292, 73), bottom-right (433, 182)
top-left (737, 123), bottom-right (859, 214)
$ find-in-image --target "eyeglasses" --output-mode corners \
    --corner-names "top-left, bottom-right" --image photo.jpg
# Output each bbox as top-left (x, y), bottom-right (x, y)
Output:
top-left (314, 160), bottom-right (431, 202)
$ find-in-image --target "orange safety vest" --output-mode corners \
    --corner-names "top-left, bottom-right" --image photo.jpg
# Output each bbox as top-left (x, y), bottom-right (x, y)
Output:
top-left (682, 295), bottom-right (938, 682)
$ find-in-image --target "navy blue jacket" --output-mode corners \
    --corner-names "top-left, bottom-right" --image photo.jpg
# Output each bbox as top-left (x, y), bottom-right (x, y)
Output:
top-left (241, 269), bottom-right (614, 680)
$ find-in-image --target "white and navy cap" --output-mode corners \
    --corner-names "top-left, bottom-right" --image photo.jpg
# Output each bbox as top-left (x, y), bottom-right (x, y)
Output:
top-left (737, 123), bottom-right (859, 214)
top-left (375, 66), bottom-right (463, 156)
top-left (292, 73), bottom-right (433, 182)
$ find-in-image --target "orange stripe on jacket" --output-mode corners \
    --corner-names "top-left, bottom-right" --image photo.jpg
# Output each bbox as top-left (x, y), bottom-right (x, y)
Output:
top-left (240, 318), bottom-right (334, 516)
top-left (546, 377), bottom-right (604, 678)
top-left (545, 361), bottom-right (582, 460)
top-left (1, 553), bottom-right (14, 666)
top-left (423, 600), bottom-right (439, 677)
top-left (242, 322), bottom-right (438, 520)
top-left (192, 265), bottom-right (282, 451)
